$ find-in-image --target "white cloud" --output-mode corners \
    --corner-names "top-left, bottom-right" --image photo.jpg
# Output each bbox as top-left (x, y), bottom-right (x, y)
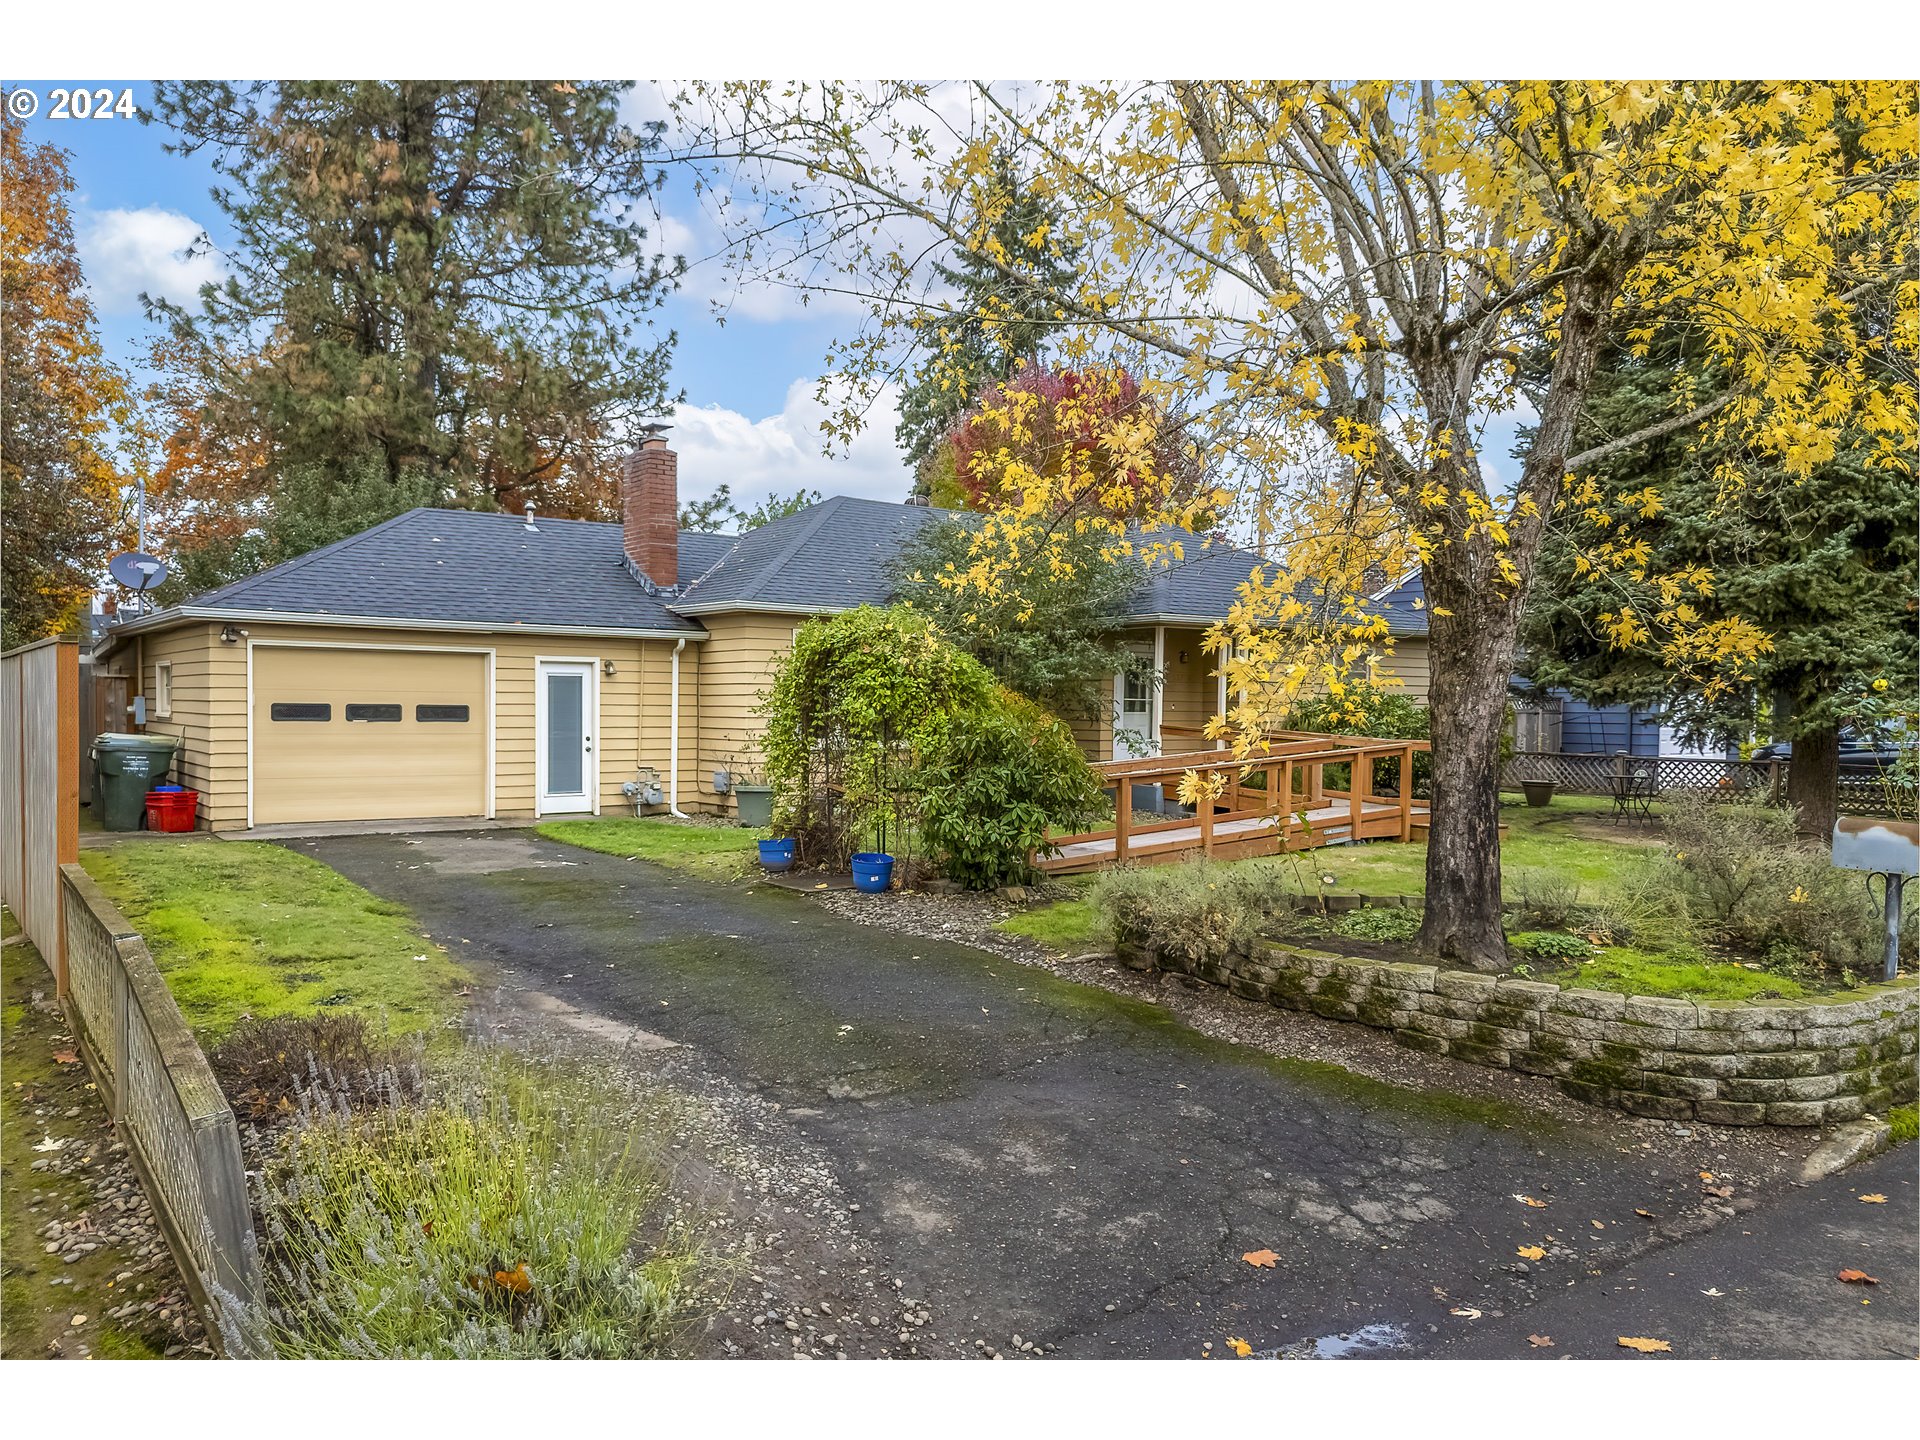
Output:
top-left (77, 207), bottom-right (225, 314)
top-left (670, 378), bottom-right (911, 506)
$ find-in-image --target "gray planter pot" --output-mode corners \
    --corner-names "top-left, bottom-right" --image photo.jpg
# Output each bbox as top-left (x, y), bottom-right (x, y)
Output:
top-left (1519, 779), bottom-right (1557, 808)
top-left (734, 783), bottom-right (774, 828)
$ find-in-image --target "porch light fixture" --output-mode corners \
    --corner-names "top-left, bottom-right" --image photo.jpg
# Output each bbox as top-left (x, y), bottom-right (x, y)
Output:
top-left (220, 625), bottom-right (243, 644)
top-left (602, 659), bottom-right (617, 677)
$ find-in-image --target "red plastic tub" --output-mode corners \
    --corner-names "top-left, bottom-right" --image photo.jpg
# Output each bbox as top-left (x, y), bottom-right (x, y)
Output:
top-left (144, 788), bottom-right (200, 833)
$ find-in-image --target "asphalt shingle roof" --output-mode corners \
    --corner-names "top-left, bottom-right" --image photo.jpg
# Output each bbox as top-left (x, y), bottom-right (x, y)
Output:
top-left (127, 495), bottom-right (1284, 638)
top-left (174, 508), bottom-right (714, 634)
top-left (673, 497), bottom-right (947, 612)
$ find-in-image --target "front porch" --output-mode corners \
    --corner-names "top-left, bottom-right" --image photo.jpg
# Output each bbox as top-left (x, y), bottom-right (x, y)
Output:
top-left (1038, 731), bottom-right (1431, 875)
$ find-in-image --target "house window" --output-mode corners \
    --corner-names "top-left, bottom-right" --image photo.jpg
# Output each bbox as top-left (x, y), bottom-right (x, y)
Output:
top-left (269, 702), bottom-right (331, 722)
top-left (345, 703), bottom-right (402, 722)
top-left (153, 661), bottom-right (172, 719)
top-left (416, 704), bottom-right (470, 723)
top-left (1120, 670), bottom-right (1153, 722)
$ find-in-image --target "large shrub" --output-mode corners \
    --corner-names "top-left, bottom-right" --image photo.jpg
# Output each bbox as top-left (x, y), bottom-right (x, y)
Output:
top-left (1653, 801), bottom-right (1888, 975)
top-left (761, 605), bottom-right (1105, 883)
top-left (1288, 686), bottom-right (1433, 796)
top-left (912, 687), bottom-right (1106, 888)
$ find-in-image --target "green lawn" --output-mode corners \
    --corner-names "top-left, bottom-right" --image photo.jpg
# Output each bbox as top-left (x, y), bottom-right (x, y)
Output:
top-left (535, 817), bottom-right (765, 879)
top-left (1296, 794), bottom-right (1661, 902)
top-left (79, 842), bottom-right (467, 1040)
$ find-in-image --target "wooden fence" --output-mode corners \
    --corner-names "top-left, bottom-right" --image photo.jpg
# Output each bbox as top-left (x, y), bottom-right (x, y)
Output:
top-left (1, 637), bottom-right (80, 984)
top-left (58, 863), bottom-right (268, 1356)
top-left (1502, 750), bottom-right (1911, 818)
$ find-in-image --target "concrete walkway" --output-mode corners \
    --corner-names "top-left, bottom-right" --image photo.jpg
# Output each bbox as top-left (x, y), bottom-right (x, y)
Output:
top-left (299, 827), bottom-right (1907, 1359)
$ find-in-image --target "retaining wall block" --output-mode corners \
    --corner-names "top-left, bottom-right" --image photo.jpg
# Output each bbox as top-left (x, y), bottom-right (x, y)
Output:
top-left (1418, 994), bottom-right (1495, 1023)
top-left (1640, 1071), bottom-right (1720, 1102)
top-left (1513, 1049), bottom-right (1577, 1078)
top-left (1481, 1003), bottom-right (1548, 1034)
top-left (1228, 976), bottom-right (1273, 1004)
top-left (1401, 1011), bottom-right (1471, 1041)
top-left (1494, 978), bottom-right (1560, 1010)
top-left (1393, 1028), bottom-right (1450, 1056)
top-left (1434, 972), bottom-right (1500, 1002)
top-left (1619, 1091), bottom-right (1697, 1122)
top-left (1657, 1051), bottom-right (1744, 1080)
top-left (1310, 997), bottom-right (1360, 1022)
top-left (1765, 1100), bottom-right (1830, 1126)
top-left (1719, 1076), bottom-right (1796, 1103)
top-left (1625, 997), bottom-right (1700, 1029)
top-left (1556, 989), bottom-right (1628, 1021)
top-left (1540, 1010), bottom-right (1611, 1043)
top-left (1465, 1021), bottom-right (1534, 1051)
top-left (1822, 1093), bottom-right (1869, 1123)
top-left (1375, 963), bottom-right (1438, 995)
top-left (1696, 1098), bottom-right (1769, 1125)
top-left (1600, 1020), bottom-right (1684, 1052)
top-left (1726, 1049), bottom-right (1829, 1080)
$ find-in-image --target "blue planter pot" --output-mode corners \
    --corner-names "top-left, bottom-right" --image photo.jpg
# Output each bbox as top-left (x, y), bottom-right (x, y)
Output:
top-left (757, 838), bottom-right (795, 872)
top-left (850, 852), bottom-right (895, 893)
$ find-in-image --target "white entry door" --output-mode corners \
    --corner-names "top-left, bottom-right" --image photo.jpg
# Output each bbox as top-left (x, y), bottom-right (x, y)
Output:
top-left (1113, 668), bottom-right (1159, 759)
top-left (536, 660), bottom-right (597, 815)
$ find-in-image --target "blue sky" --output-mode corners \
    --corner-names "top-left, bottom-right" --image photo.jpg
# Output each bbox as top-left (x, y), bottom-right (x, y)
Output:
top-left (38, 81), bottom-right (913, 512)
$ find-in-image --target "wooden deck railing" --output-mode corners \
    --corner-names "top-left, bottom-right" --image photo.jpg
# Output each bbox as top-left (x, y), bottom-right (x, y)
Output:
top-left (1041, 731), bottom-right (1432, 873)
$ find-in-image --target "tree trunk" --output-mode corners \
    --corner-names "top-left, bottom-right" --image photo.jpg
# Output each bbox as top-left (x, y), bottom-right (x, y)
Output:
top-left (1784, 721), bottom-right (1839, 845)
top-left (1416, 559), bottom-right (1521, 972)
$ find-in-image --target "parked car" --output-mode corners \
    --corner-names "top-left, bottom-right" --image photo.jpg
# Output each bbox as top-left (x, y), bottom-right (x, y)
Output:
top-left (1750, 727), bottom-right (1910, 772)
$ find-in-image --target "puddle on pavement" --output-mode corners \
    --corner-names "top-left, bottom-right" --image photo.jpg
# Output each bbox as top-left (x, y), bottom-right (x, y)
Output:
top-left (1254, 1322), bottom-right (1410, 1360)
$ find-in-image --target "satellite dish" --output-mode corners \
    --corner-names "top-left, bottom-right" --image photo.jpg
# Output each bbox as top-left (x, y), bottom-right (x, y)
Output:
top-left (109, 551), bottom-right (169, 594)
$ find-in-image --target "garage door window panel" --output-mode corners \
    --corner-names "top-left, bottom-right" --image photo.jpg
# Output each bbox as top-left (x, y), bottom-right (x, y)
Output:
top-left (345, 703), bottom-right (403, 722)
top-left (270, 702), bottom-right (332, 721)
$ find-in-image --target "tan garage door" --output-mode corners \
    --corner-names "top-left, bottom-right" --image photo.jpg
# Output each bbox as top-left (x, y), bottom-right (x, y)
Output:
top-left (252, 647), bottom-right (488, 825)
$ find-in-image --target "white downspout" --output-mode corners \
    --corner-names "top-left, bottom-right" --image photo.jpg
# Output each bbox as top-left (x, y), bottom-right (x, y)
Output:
top-left (668, 637), bottom-right (690, 817)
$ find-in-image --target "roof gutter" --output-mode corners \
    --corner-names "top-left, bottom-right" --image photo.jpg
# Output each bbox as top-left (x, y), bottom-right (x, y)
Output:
top-left (102, 606), bottom-right (708, 642)
top-left (667, 637), bottom-right (690, 818)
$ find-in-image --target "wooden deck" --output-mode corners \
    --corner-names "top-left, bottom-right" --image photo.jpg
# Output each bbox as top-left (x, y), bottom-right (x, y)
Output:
top-left (1037, 731), bottom-right (1432, 876)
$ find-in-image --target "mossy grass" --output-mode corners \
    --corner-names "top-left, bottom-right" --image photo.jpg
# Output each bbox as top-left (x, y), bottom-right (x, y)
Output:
top-left (535, 817), bottom-right (765, 880)
top-left (1889, 1105), bottom-right (1918, 1145)
top-left (994, 888), bottom-right (1100, 953)
top-left (1562, 947), bottom-right (1813, 1002)
top-left (78, 841), bottom-right (467, 1040)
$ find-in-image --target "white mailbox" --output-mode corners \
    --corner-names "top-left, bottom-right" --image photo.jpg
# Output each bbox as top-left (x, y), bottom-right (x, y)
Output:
top-left (1833, 815), bottom-right (1918, 982)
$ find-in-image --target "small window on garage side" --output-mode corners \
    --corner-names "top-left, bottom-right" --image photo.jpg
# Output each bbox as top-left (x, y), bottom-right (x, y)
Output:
top-left (153, 661), bottom-right (173, 719)
top-left (415, 704), bottom-right (471, 722)
top-left (345, 703), bottom-right (403, 722)
top-left (269, 702), bottom-right (331, 722)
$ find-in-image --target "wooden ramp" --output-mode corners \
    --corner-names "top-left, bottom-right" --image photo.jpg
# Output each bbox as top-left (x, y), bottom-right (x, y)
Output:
top-left (1037, 731), bottom-right (1432, 876)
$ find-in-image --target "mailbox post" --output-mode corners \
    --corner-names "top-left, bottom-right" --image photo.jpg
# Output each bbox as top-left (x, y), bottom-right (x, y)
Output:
top-left (1832, 816), bottom-right (1919, 983)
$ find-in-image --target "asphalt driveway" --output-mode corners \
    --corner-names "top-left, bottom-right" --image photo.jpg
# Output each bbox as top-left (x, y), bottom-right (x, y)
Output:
top-left (297, 829), bottom-right (1910, 1359)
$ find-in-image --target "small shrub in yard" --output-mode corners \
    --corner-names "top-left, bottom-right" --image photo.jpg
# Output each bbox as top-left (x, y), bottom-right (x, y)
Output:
top-left (211, 1012), bottom-right (423, 1122)
top-left (1506, 930), bottom-right (1593, 963)
top-left (1509, 871), bottom-right (1586, 930)
top-left (1090, 859), bottom-right (1297, 962)
top-left (1334, 906), bottom-right (1423, 943)
top-left (250, 1052), bottom-right (704, 1358)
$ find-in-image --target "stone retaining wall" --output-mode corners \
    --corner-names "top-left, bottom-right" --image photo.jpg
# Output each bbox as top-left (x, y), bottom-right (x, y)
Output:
top-left (1118, 935), bottom-right (1919, 1126)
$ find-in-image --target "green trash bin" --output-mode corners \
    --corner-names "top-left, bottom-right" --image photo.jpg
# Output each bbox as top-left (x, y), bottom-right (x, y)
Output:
top-left (93, 733), bottom-right (179, 831)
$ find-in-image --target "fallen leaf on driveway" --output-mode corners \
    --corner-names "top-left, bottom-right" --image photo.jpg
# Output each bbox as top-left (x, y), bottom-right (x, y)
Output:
top-left (1617, 1336), bottom-right (1672, 1353)
top-left (1527, 1334), bottom-right (1553, 1348)
top-left (1513, 1194), bottom-right (1548, 1208)
top-left (1225, 1336), bottom-right (1252, 1357)
top-left (1516, 1245), bottom-right (1546, 1261)
top-left (1634, 1208), bottom-right (1656, 1219)
top-left (52, 1049), bottom-right (78, 1065)
top-left (1858, 1194), bottom-right (1887, 1204)
top-left (1703, 1184), bottom-right (1734, 1199)
top-left (1700, 1287), bottom-right (1724, 1297)
top-left (1241, 1249), bottom-right (1278, 1268)
top-left (1698, 1171), bottom-right (1715, 1182)
top-left (1450, 1307), bottom-right (1483, 1320)
top-left (1837, 1269), bottom-right (1879, 1285)
top-left (1591, 1219), bottom-right (1606, 1229)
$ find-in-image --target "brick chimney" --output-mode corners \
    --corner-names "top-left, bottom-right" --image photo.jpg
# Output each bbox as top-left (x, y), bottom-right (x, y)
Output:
top-left (622, 425), bottom-right (678, 588)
